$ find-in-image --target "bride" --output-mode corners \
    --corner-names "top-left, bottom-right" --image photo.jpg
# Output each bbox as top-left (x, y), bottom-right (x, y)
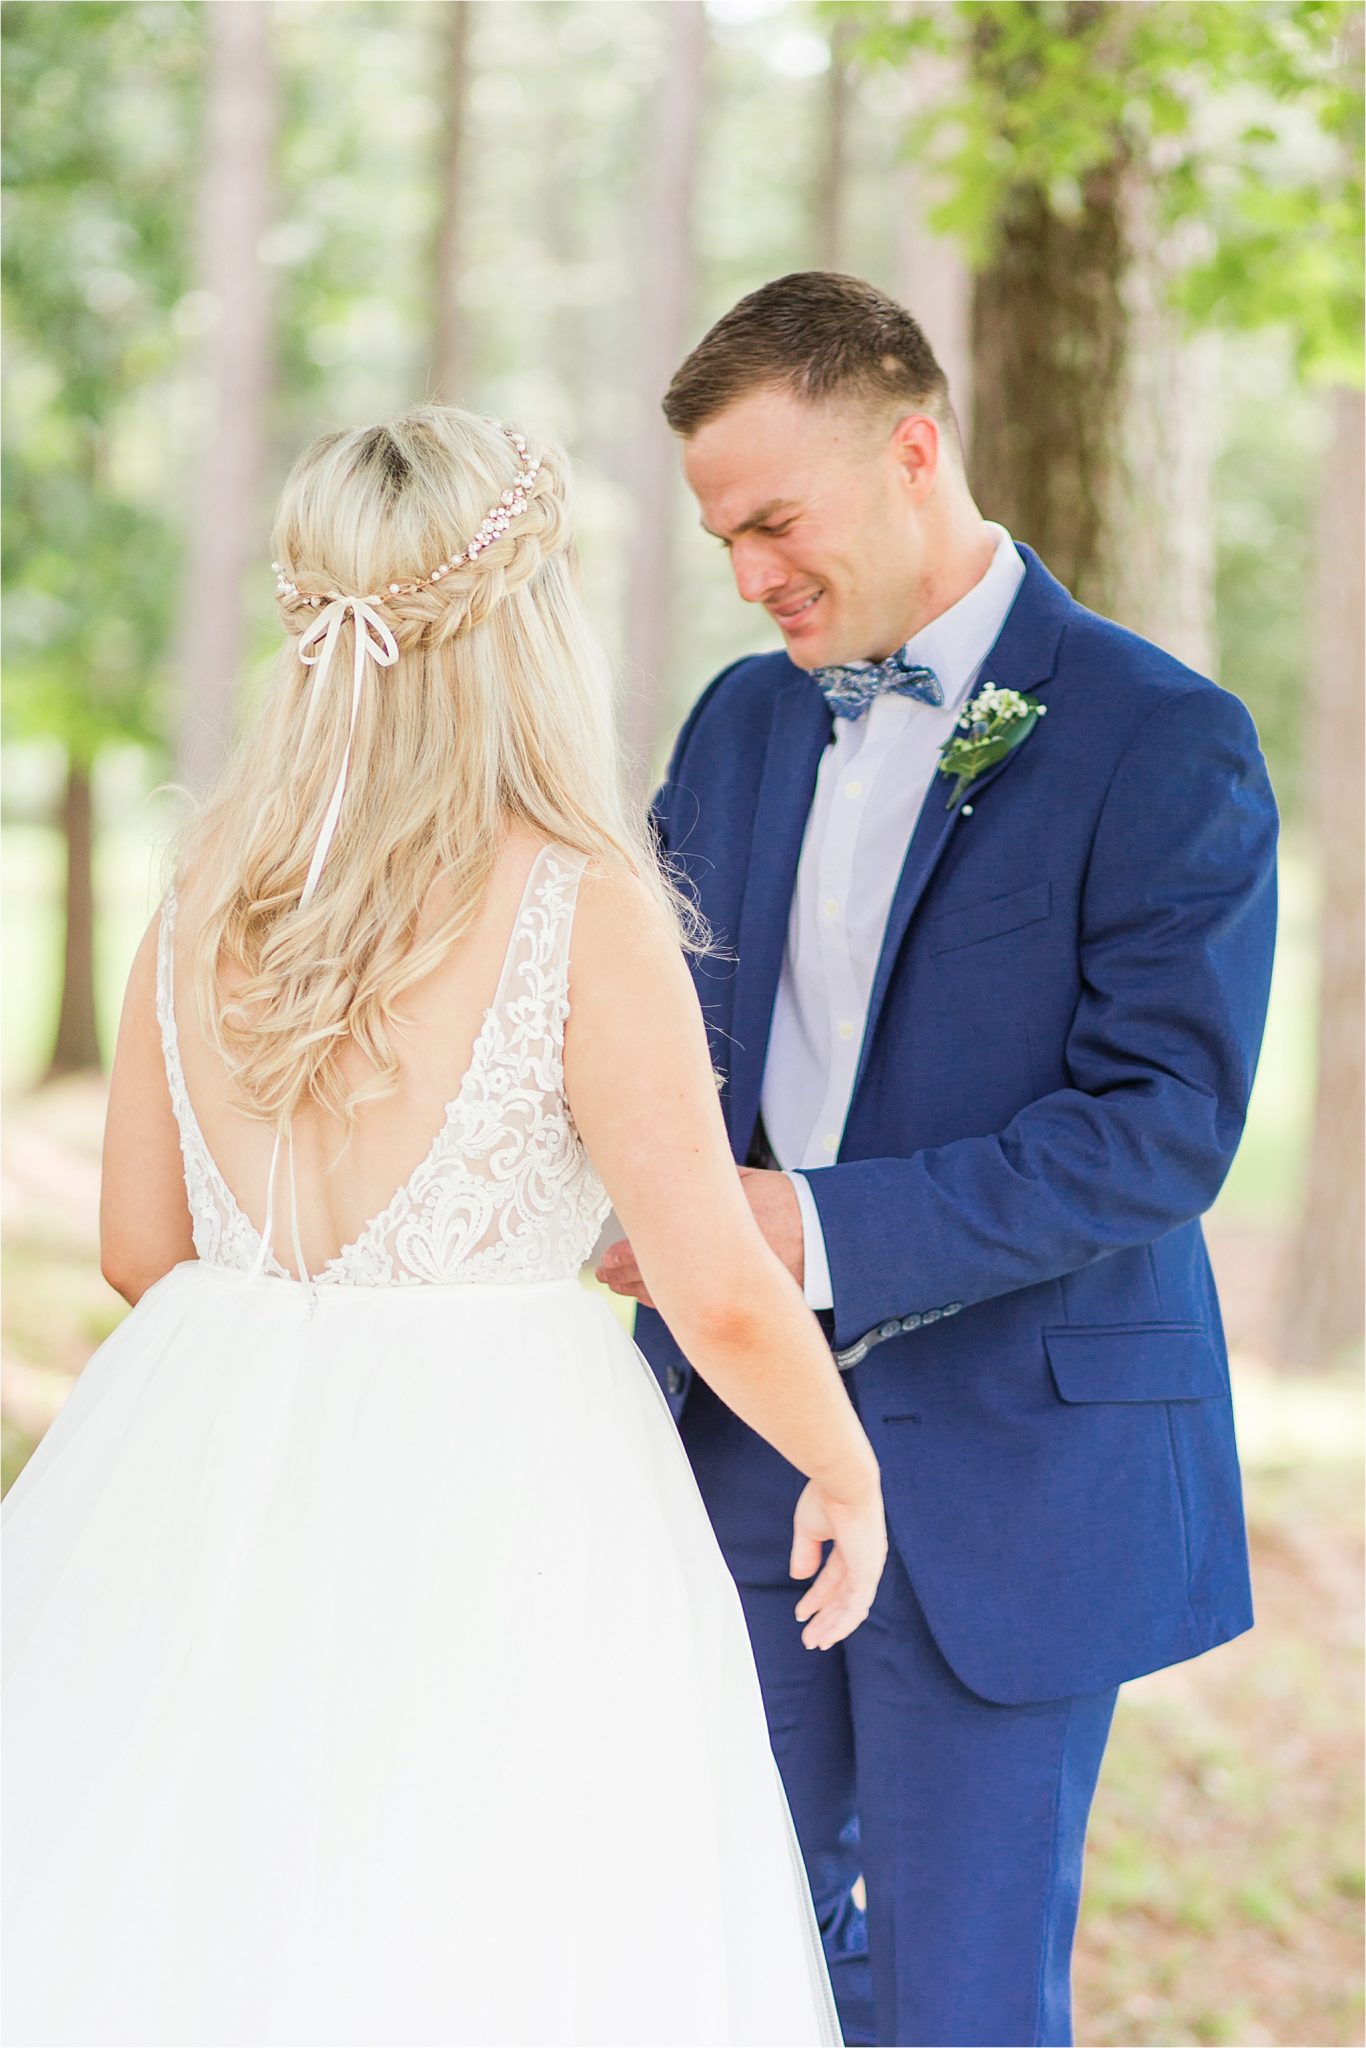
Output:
top-left (2, 407), bottom-right (885, 2047)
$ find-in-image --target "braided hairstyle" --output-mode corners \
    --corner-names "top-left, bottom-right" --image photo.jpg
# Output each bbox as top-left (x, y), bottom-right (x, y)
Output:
top-left (271, 413), bottom-right (573, 654)
top-left (177, 404), bottom-right (702, 1130)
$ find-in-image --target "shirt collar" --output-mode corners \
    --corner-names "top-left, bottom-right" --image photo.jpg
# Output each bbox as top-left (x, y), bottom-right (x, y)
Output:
top-left (897, 524), bottom-right (1026, 713)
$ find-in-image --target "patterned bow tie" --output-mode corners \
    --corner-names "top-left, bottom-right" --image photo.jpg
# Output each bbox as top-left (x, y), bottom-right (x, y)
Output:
top-left (811, 650), bottom-right (944, 721)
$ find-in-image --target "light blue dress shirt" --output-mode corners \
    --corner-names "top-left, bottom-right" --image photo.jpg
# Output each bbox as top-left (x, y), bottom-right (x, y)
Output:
top-left (760, 525), bottom-right (1027, 1308)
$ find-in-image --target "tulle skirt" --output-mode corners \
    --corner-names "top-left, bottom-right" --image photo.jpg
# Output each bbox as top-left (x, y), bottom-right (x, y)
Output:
top-left (2, 1262), bottom-right (838, 2047)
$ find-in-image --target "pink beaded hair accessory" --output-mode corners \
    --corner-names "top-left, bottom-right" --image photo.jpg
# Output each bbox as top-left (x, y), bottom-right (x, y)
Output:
top-left (268, 421), bottom-right (542, 910)
top-left (272, 422), bottom-right (543, 608)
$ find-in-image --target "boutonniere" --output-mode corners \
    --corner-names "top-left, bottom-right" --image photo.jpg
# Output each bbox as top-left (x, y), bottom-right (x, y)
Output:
top-left (938, 682), bottom-right (1046, 813)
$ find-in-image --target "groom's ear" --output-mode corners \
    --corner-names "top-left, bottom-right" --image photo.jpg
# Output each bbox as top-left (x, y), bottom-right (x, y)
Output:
top-left (888, 412), bottom-right (941, 500)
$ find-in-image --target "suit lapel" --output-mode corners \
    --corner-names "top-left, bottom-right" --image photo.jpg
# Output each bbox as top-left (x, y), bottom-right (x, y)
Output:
top-left (850, 548), bottom-right (1073, 1101)
top-left (726, 673), bottom-right (832, 1153)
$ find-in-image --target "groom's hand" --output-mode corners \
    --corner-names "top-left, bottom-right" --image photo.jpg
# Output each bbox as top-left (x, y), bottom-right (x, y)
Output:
top-left (595, 1237), bottom-right (656, 1307)
top-left (595, 1168), bottom-right (804, 1303)
top-left (735, 1166), bottom-right (805, 1286)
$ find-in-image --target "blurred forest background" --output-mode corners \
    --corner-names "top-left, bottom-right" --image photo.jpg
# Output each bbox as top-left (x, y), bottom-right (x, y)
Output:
top-left (2, 2), bottom-right (1363, 2041)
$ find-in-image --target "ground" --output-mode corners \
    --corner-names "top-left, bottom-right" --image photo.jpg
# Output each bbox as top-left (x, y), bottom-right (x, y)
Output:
top-left (3, 1075), bottom-right (1362, 2048)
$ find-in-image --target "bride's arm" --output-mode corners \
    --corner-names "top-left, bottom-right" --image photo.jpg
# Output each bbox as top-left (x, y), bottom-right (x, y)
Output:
top-left (100, 916), bottom-right (196, 1305)
top-left (565, 864), bottom-right (886, 1649)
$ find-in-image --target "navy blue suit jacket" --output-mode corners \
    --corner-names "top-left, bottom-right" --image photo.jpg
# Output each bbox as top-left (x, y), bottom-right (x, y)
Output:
top-left (635, 547), bottom-right (1278, 1706)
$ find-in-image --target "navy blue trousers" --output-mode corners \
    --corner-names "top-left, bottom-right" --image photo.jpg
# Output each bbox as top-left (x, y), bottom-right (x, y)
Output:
top-left (680, 1374), bottom-right (1117, 2048)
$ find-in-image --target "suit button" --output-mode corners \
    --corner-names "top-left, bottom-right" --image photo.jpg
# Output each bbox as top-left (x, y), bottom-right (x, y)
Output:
top-left (921, 1307), bottom-right (941, 1325)
top-left (945, 1302), bottom-right (964, 1316)
top-left (879, 1320), bottom-right (900, 1340)
top-left (901, 1313), bottom-right (921, 1332)
top-left (666, 1366), bottom-right (685, 1396)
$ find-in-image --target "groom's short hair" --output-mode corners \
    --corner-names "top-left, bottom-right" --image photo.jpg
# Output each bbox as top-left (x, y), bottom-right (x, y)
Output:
top-left (662, 272), bottom-right (954, 441)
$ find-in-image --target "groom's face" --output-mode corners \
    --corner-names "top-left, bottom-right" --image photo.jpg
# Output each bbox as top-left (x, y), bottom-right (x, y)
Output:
top-left (682, 384), bottom-right (931, 669)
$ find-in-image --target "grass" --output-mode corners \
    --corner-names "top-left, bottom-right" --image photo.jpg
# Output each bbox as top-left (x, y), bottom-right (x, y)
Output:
top-left (1076, 1444), bottom-right (1364, 2046)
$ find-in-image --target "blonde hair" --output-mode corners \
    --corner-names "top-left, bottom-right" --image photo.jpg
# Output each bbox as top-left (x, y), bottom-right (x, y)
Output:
top-left (178, 404), bottom-right (700, 1129)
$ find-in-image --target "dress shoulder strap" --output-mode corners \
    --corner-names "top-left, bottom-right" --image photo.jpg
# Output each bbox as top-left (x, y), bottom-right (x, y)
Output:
top-left (485, 844), bottom-right (589, 1078)
top-left (155, 886), bottom-right (192, 1143)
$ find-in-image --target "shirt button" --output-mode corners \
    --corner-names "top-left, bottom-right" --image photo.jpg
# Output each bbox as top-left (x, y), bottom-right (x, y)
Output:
top-left (838, 1019), bottom-right (855, 1040)
top-left (822, 1133), bottom-right (838, 1154)
top-left (822, 898), bottom-right (839, 921)
top-left (844, 779), bottom-right (862, 799)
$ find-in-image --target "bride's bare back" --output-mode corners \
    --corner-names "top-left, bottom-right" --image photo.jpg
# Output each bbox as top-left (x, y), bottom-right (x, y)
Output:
top-left (166, 827), bottom-right (581, 1277)
top-left (168, 826), bottom-right (588, 1282)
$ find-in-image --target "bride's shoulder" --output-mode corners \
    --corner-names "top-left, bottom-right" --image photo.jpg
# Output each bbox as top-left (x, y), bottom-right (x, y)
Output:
top-left (569, 856), bottom-right (684, 984)
top-left (491, 828), bottom-right (662, 943)
top-left (562, 858), bottom-right (709, 1094)
top-left (574, 854), bottom-right (668, 926)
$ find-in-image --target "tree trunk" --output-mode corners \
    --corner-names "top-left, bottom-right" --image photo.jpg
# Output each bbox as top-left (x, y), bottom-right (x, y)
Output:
top-left (619, 0), bottom-right (707, 788)
top-left (173, 0), bottom-right (277, 793)
top-left (1279, 385), bottom-right (1365, 1369)
top-left (967, 9), bottom-right (1213, 670)
top-left (814, 16), bottom-right (855, 270)
top-left (45, 757), bottom-right (101, 1079)
top-left (537, 6), bottom-right (596, 456)
top-left (893, 58), bottom-right (973, 467)
top-left (970, 162), bottom-right (1128, 612)
top-left (1107, 166), bottom-right (1215, 673)
top-left (432, 0), bottom-right (474, 403)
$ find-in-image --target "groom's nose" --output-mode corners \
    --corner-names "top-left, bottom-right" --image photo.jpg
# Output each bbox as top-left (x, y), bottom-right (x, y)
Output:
top-left (730, 538), bottom-right (786, 607)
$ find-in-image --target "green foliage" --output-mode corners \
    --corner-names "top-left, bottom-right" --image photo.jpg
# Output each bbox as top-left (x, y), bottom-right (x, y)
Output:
top-left (1, 0), bottom-right (202, 763)
top-left (844, 0), bottom-right (1365, 381)
top-left (2, 0), bottom-right (1353, 781)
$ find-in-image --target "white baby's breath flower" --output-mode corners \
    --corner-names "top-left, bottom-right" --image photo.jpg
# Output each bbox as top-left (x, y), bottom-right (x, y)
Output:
top-left (937, 680), bottom-right (1045, 812)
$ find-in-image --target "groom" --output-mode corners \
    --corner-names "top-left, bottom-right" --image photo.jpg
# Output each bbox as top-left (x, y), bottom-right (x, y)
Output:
top-left (599, 272), bottom-right (1278, 2048)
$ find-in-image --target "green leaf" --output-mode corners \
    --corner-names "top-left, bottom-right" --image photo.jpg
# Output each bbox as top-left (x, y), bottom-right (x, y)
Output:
top-left (849, 0), bottom-right (1364, 373)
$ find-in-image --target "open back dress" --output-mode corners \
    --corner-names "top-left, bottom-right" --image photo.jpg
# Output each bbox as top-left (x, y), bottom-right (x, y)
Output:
top-left (2, 843), bottom-right (839, 2048)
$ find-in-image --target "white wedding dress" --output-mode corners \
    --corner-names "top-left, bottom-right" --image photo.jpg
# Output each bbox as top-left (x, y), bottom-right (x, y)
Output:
top-left (2, 845), bottom-right (839, 2048)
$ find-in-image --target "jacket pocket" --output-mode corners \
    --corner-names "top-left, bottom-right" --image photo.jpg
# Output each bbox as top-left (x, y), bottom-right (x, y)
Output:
top-left (1044, 1323), bottom-right (1227, 1403)
top-left (928, 879), bottom-right (1052, 954)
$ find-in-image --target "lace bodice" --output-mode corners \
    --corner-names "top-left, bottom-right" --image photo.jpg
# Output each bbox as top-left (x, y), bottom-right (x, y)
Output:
top-left (156, 846), bottom-right (611, 1287)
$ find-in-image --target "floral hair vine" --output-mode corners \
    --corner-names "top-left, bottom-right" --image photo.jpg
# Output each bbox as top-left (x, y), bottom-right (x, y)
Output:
top-left (267, 421), bottom-right (542, 913)
top-left (271, 421), bottom-right (543, 608)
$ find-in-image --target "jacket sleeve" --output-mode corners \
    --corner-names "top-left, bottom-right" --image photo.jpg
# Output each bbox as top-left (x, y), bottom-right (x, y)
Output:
top-left (800, 684), bottom-right (1280, 1354)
